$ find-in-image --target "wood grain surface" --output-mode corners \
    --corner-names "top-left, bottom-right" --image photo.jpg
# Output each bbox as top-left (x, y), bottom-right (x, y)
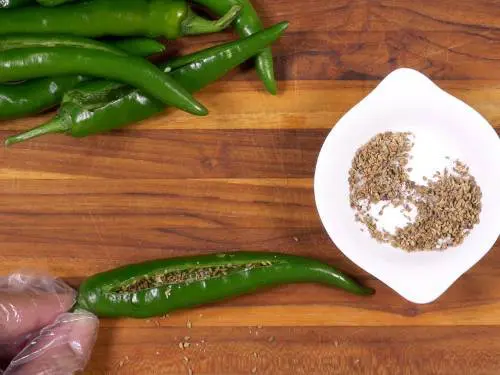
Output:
top-left (1, 0), bottom-right (500, 374)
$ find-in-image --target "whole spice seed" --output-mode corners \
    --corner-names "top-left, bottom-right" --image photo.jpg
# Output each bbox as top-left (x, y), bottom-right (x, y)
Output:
top-left (349, 131), bottom-right (482, 251)
top-left (118, 263), bottom-right (272, 293)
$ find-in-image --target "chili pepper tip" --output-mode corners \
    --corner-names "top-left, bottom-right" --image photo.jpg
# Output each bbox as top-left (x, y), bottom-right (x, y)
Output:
top-left (5, 116), bottom-right (67, 146)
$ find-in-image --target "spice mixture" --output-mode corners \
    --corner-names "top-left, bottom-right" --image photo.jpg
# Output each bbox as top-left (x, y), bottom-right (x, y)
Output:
top-left (117, 261), bottom-right (274, 293)
top-left (349, 131), bottom-right (482, 251)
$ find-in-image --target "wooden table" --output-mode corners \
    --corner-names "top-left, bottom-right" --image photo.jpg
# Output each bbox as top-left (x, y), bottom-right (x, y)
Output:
top-left (1, 0), bottom-right (500, 374)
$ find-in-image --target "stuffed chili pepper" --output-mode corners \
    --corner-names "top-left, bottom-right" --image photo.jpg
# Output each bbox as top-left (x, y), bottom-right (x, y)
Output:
top-left (77, 252), bottom-right (374, 318)
top-left (5, 22), bottom-right (288, 145)
top-left (0, 0), bottom-right (241, 39)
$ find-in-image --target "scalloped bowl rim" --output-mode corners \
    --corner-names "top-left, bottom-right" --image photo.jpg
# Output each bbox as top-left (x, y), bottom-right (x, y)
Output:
top-left (314, 68), bottom-right (500, 304)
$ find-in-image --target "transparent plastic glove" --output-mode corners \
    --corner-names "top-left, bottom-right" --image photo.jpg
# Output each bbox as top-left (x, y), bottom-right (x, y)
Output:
top-left (0, 272), bottom-right (98, 374)
top-left (0, 272), bottom-right (77, 359)
top-left (4, 311), bottom-right (98, 375)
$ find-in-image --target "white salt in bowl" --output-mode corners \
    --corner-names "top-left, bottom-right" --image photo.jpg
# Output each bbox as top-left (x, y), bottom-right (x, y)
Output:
top-left (314, 68), bottom-right (500, 304)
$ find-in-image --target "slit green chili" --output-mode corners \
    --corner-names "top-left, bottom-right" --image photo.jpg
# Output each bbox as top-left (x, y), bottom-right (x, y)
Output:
top-left (0, 37), bottom-right (165, 120)
top-left (5, 22), bottom-right (288, 145)
top-left (194, 0), bottom-right (280, 95)
top-left (0, 47), bottom-right (207, 116)
top-left (77, 252), bottom-right (374, 318)
top-left (0, 0), bottom-right (241, 39)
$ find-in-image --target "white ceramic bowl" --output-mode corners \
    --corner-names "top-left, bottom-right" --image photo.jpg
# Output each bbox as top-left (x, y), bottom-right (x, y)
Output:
top-left (314, 68), bottom-right (500, 304)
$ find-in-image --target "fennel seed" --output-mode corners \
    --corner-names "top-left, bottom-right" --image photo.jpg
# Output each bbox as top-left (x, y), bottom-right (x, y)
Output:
top-left (348, 131), bottom-right (482, 251)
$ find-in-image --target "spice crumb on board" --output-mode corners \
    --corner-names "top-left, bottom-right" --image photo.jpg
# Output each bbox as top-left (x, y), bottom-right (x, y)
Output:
top-left (187, 320), bottom-right (192, 329)
top-left (251, 366), bottom-right (257, 374)
top-left (348, 131), bottom-right (482, 251)
top-left (118, 356), bottom-right (129, 368)
top-left (268, 336), bottom-right (275, 343)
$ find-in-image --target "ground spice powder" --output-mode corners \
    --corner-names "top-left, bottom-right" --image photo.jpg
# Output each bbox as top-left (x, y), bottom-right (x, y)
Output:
top-left (348, 131), bottom-right (482, 252)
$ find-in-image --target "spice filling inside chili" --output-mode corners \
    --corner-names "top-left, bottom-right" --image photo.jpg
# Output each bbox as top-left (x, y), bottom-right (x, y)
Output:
top-left (116, 261), bottom-right (275, 293)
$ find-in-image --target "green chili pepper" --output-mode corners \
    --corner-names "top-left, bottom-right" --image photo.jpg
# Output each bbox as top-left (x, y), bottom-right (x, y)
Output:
top-left (37, 0), bottom-right (76, 6)
top-left (5, 22), bottom-right (288, 145)
top-left (0, 0), bottom-right (241, 39)
top-left (194, 0), bottom-right (280, 95)
top-left (0, 37), bottom-right (165, 120)
top-left (77, 252), bottom-right (374, 318)
top-left (0, 76), bottom-right (86, 120)
top-left (0, 47), bottom-right (207, 116)
top-left (0, 34), bottom-right (165, 55)
top-left (110, 38), bottom-right (166, 57)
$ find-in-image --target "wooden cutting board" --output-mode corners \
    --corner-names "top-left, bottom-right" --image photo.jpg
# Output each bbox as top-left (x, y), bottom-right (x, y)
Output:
top-left (1, 0), bottom-right (500, 374)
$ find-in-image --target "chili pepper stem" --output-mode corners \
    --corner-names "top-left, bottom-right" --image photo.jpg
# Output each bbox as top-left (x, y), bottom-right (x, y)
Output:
top-left (5, 116), bottom-right (67, 146)
top-left (182, 5), bottom-right (241, 35)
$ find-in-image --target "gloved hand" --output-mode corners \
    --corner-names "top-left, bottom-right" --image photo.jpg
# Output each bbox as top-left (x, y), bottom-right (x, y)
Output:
top-left (0, 272), bottom-right (98, 375)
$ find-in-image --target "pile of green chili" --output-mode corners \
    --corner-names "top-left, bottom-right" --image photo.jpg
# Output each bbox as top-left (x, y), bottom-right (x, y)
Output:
top-left (0, 1), bottom-right (376, 319)
top-left (0, 0), bottom-right (288, 144)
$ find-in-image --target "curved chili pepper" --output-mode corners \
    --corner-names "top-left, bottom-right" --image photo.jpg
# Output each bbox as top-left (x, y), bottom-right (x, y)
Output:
top-left (0, 37), bottom-right (165, 120)
top-left (0, 76), bottom-right (86, 120)
top-left (77, 252), bottom-right (374, 318)
top-left (0, 0), bottom-right (241, 39)
top-left (194, 0), bottom-right (279, 95)
top-left (36, 0), bottom-right (76, 5)
top-left (5, 22), bottom-right (288, 145)
top-left (0, 34), bottom-right (165, 55)
top-left (109, 38), bottom-right (166, 57)
top-left (0, 47), bottom-right (207, 116)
